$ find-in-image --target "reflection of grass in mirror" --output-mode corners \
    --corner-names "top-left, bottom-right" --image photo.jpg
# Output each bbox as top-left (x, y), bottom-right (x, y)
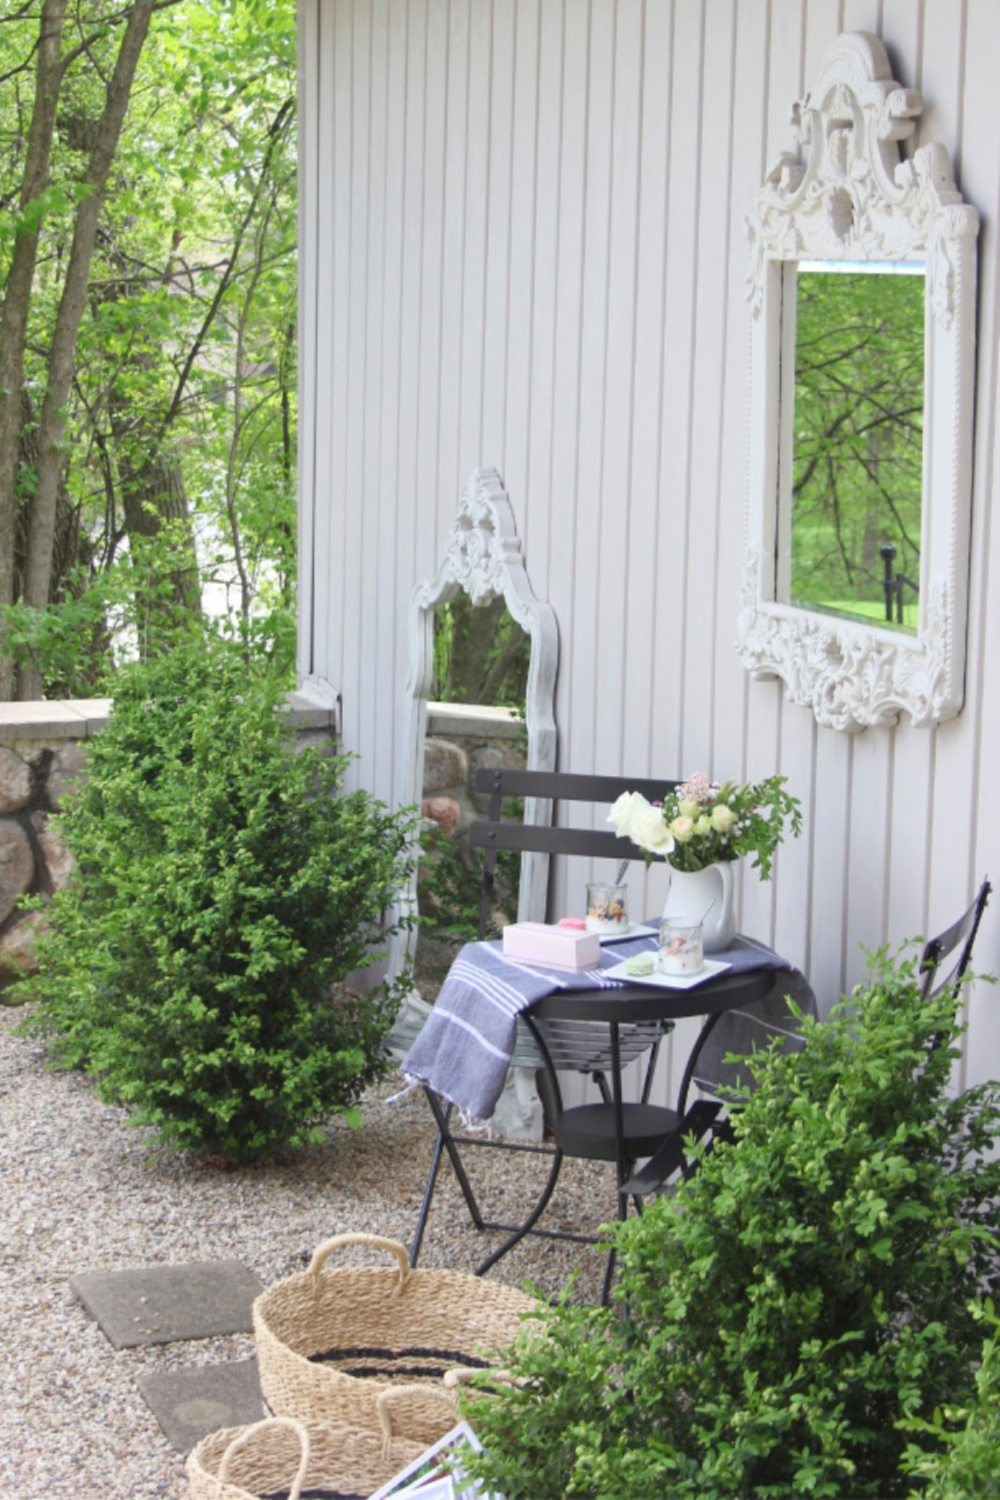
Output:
top-left (794, 598), bottom-right (919, 633)
top-left (788, 264), bottom-right (924, 630)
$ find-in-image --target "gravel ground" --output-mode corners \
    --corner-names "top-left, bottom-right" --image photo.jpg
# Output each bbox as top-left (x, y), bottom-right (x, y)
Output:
top-left (0, 1005), bottom-right (618, 1500)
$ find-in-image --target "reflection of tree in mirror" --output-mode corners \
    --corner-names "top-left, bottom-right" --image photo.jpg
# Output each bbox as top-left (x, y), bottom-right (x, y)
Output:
top-left (432, 594), bottom-right (530, 706)
top-left (789, 265), bottom-right (924, 633)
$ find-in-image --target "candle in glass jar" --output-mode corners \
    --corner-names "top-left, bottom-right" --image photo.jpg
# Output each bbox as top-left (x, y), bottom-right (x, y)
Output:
top-left (658, 917), bottom-right (704, 975)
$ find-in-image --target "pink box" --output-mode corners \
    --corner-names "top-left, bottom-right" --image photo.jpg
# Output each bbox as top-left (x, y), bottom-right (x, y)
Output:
top-left (502, 921), bottom-right (601, 971)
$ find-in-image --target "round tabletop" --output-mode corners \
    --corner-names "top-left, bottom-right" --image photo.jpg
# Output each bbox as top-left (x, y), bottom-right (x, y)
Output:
top-left (528, 963), bottom-right (779, 1024)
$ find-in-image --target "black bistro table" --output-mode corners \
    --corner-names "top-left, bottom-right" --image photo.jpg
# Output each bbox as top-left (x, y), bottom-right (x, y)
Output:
top-left (402, 929), bottom-right (806, 1285)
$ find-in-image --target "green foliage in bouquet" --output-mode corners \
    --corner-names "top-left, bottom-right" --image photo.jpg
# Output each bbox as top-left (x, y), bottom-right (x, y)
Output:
top-left (460, 948), bottom-right (1000, 1498)
top-left (19, 634), bottom-right (418, 1163)
top-left (609, 771), bottom-right (802, 879)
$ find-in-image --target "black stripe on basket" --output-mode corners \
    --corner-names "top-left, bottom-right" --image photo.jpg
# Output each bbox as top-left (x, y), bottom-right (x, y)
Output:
top-left (259, 1490), bottom-right (366, 1500)
top-left (308, 1345), bottom-right (490, 1370)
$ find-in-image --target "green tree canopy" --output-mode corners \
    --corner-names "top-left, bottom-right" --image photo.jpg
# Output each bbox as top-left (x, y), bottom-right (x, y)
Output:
top-left (0, 0), bottom-right (298, 698)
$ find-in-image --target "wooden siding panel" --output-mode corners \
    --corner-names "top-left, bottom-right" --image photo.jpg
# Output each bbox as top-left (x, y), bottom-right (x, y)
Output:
top-left (624, 0), bottom-right (672, 798)
top-left (378, 0), bottom-right (411, 804)
top-left (650, 0), bottom-right (700, 787)
top-left (594, 0), bottom-right (644, 781)
top-left (545, 0), bottom-right (588, 771)
top-left (500, 0), bottom-right (540, 544)
top-left (358, 0), bottom-right (388, 789)
top-left (520, 0), bottom-right (563, 608)
top-left (296, 0), bottom-right (319, 680)
top-left (565, 0), bottom-right (615, 784)
top-left (951, 0), bottom-right (1000, 1089)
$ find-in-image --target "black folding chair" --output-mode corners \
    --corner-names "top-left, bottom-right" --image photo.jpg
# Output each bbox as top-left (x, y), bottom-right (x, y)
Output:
top-left (919, 878), bottom-right (992, 1001)
top-left (620, 968), bottom-right (818, 1197)
top-left (622, 879), bottom-right (993, 1199)
top-left (404, 768), bottom-right (681, 1292)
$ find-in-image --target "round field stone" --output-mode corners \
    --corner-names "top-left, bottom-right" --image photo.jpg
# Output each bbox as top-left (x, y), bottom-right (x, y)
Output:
top-left (422, 738), bottom-right (467, 794)
top-left (46, 742), bottom-right (88, 810)
top-left (0, 748), bottom-right (31, 813)
top-left (0, 909), bottom-right (46, 981)
top-left (0, 819), bottom-right (35, 925)
top-left (421, 796), bottom-right (461, 839)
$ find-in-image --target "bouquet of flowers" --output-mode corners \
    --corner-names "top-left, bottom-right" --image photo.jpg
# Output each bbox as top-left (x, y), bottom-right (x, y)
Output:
top-left (608, 771), bottom-right (802, 880)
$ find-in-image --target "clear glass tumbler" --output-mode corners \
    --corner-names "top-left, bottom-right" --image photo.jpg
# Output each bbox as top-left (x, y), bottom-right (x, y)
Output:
top-left (585, 882), bottom-right (629, 935)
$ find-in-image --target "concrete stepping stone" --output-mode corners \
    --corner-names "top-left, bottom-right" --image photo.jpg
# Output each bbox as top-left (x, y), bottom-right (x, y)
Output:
top-left (70, 1259), bottom-right (263, 1348)
top-left (137, 1357), bottom-right (265, 1452)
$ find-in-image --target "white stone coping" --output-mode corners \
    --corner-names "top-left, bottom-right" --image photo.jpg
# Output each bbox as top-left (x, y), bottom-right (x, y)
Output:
top-left (0, 700), bottom-right (113, 741)
top-left (426, 700), bottom-right (524, 739)
top-left (0, 693), bottom-right (519, 745)
top-left (0, 688), bottom-right (339, 745)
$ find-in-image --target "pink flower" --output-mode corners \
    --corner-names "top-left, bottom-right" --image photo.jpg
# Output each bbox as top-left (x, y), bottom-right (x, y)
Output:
top-left (679, 772), bottom-right (712, 805)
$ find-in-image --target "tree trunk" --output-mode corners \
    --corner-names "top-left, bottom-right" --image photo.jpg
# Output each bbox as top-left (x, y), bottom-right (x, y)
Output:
top-left (18, 0), bottom-right (158, 700)
top-left (0, 0), bottom-right (68, 700)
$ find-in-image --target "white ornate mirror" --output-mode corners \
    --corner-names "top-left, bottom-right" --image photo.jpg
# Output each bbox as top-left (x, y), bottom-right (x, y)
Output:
top-left (738, 31), bottom-right (978, 731)
top-left (391, 467), bottom-right (558, 979)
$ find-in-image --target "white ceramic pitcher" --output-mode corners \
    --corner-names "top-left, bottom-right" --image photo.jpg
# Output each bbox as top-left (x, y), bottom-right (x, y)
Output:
top-left (661, 860), bottom-right (735, 953)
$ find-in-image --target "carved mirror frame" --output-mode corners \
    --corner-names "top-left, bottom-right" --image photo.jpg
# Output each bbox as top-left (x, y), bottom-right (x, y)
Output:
top-left (391, 467), bottom-right (558, 978)
top-left (737, 31), bottom-right (979, 732)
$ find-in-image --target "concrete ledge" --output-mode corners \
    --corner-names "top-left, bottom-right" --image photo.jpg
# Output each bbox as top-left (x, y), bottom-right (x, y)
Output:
top-left (0, 686), bottom-right (339, 743)
top-left (0, 700), bottom-right (112, 740)
top-left (426, 700), bottom-right (523, 739)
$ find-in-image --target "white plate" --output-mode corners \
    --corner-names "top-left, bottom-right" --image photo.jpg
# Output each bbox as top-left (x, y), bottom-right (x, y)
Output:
top-left (596, 922), bottom-right (658, 945)
top-left (603, 955), bottom-right (732, 989)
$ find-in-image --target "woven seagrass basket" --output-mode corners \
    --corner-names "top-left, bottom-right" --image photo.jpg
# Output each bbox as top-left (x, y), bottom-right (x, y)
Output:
top-left (253, 1233), bottom-right (534, 1442)
top-left (187, 1387), bottom-right (457, 1500)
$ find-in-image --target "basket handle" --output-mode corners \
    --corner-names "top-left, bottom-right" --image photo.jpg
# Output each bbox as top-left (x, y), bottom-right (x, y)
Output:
top-left (375, 1385), bottom-right (459, 1463)
top-left (307, 1232), bottom-right (411, 1293)
top-left (215, 1416), bottom-right (311, 1500)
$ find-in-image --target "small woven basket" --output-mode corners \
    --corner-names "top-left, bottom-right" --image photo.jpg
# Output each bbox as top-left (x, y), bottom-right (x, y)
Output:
top-left (187, 1386), bottom-right (458, 1500)
top-left (253, 1232), bottom-right (534, 1442)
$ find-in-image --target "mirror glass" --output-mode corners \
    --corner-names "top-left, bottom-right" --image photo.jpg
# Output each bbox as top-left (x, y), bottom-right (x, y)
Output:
top-left (781, 259), bottom-right (926, 634)
top-left (432, 593), bottom-right (530, 705)
top-left (414, 594), bottom-right (530, 998)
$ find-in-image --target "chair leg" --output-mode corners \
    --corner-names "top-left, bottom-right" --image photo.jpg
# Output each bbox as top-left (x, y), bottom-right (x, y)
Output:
top-left (410, 1090), bottom-right (489, 1267)
top-left (473, 1146), bottom-right (566, 1276)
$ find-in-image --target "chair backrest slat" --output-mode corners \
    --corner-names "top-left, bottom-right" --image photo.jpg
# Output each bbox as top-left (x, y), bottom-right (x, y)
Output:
top-left (473, 769), bottom-right (676, 803)
top-left (469, 768), bottom-right (680, 938)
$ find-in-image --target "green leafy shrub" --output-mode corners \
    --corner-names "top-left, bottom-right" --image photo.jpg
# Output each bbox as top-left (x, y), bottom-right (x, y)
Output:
top-left (19, 634), bottom-right (417, 1163)
top-left (900, 1304), bottom-right (1000, 1498)
top-left (461, 949), bottom-right (1000, 1498)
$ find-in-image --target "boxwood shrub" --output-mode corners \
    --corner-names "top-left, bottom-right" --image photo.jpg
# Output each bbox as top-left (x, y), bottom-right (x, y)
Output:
top-left (462, 948), bottom-right (1000, 1498)
top-left (20, 635), bottom-right (418, 1163)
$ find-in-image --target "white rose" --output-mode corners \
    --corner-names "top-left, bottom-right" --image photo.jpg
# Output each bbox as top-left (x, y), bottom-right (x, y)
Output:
top-left (711, 803), bottom-right (735, 832)
top-left (631, 806), bottom-right (675, 856)
top-left (669, 815), bottom-right (695, 844)
top-left (695, 815), bottom-right (712, 836)
top-left (607, 790), bottom-right (650, 839)
top-left (678, 798), bottom-right (701, 820)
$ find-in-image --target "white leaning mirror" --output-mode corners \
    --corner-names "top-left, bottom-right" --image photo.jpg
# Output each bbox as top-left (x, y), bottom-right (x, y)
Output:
top-left (390, 467), bottom-right (558, 982)
top-left (737, 31), bottom-right (979, 731)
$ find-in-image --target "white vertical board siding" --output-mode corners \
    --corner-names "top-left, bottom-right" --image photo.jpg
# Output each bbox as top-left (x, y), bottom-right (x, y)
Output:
top-left (296, 0), bottom-right (317, 680)
top-left (299, 0), bottom-right (1000, 1097)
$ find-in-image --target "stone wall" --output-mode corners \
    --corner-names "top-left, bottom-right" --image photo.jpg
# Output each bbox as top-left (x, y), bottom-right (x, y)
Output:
top-left (419, 701), bottom-right (527, 857)
top-left (0, 690), bottom-right (339, 993)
